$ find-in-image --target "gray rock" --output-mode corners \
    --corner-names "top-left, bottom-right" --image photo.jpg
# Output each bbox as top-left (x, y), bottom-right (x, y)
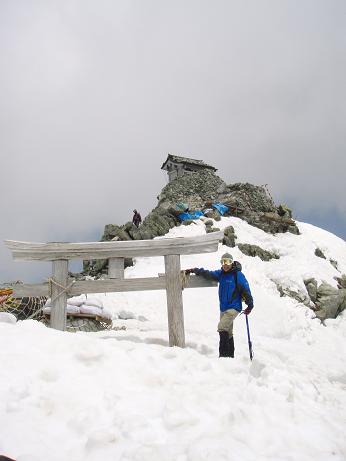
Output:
top-left (335, 274), bottom-right (346, 289)
top-left (157, 170), bottom-right (226, 209)
top-left (224, 225), bottom-right (235, 236)
top-left (206, 227), bottom-right (220, 233)
top-left (274, 283), bottom-right (311, 306)
top-left (314, 288), bottom-right (346, 321)
top-left (317, 282), bottom-right (338, 299)
top-left (294, 280), bottom-right (346, 321)
top-left (203, 209), bottom-right (221, 220)
top-left (219, 182), bottom-right (276, 213)
top-left (238, 243), bottom-right (280, 261)
top-left (257, 212), bottom-right (299, 235)
top-left (287, 225), bottom-right (300, 235)
top-left (277, 204), bottom-right (293, 218)
top-left (128, 225), bottom-right (142, 240)
top-left (315, 248), bottom-right (326, 259)
top-left (182, 219), bottom-right (194, 226)
top-left (102, 224), bottom-right (132, 242)
top-left (304, 278), bottom-right (318, 303)
top-left (222, 225), bottom-right (236, 248)
top-left (329, 259), bottom-right (338, 270)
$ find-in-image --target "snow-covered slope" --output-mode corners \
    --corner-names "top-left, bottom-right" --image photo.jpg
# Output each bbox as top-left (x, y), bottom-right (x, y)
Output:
top-left (0, 217), bottom-right (345, 461)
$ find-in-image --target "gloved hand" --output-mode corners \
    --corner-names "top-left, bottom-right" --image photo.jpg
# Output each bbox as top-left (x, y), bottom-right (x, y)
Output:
top-left (244, 307), bottom-right (252, 315)
top-left (184, 268), bottom-right (196, 275)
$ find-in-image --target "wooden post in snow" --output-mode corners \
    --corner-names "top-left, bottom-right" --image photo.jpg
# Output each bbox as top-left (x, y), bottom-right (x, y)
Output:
top-left (164, 254), bottom-right (185, 347)
top-left (50, 259), bottom-right (68, 331)
top-left (108, 258), bottom-right (124, 279)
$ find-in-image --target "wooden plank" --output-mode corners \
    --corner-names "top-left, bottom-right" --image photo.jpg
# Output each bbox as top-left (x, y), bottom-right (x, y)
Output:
top-left (160, 273), bottom-right (218, 289)
top-left (164, 255), bottom-right (185, 348)
top-left (108, 258), bottom-right (124, 279)
top-left (4, 232), bottom-right (223, 261)
top-left (71, 277), bottom-right (167, 294)
top-left (11, 277), bottom-right (166, 297)
top-left (50, 260), bottom-right (68, 331)
top-left (12, 283), bottom-right (50, 297)
top-left (6, 234), bottom-right (222, 251)
top-left (7, 241), bottom-right (221, 260)
top-left (11, 275), bottom-right (217, 298)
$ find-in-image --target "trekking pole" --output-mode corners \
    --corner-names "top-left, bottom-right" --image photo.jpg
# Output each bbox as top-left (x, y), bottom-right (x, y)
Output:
top-left (245, 314), bottom-right (254, 361)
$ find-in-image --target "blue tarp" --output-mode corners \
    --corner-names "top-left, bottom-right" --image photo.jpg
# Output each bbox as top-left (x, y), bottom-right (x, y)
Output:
top-left (178, 203), bottom-right (229, 221)
top-left (178, 211), bottom-right (204, 221)
top-left (212, 203), bottom-right (229, 215)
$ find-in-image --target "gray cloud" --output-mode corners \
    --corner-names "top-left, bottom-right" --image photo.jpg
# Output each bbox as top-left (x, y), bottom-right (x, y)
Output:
top-left (1, 0), bottom-right (345, 282)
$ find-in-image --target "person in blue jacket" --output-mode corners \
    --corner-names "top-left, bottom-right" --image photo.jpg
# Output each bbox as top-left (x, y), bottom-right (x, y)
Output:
top-left (185, 253), bottom-right (253, 358)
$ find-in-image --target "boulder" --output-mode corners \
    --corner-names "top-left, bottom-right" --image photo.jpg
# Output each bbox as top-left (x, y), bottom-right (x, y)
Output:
top-left (157, 169), bottom-right (227, 210)
top-left (204, 209), bottom-right (221, 220)
top-left (317, 282), bottom-right (338, 298)
top-left (218, 182), bottom-right (276, 213)
top-left (206, 227), bottom-right (220, 233)
top-left (304, 278), bottom-right (318, 303)
top-left (300, 279), bottom-right (346, 321)
top-left (315, 248), bottom-right (326, 259)
top-left (182, 219), bottom-right (194, 226)
top-left (223, 225), bottom-right (236, 248)
top-left (238, 243), bottom-right (280, 261)
top-left (314, 285), bottom-right (346, 321)
top-left (102, 224), bottom-right (132, 242)
top-left (335, 274), bottom-right (346, 289)
top-left (257, 212), bottom-right (299, 235)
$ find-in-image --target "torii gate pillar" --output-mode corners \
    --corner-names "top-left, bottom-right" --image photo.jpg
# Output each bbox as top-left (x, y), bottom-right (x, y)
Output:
top-left (51, 259), bottom-right (68, 331)
top-left (164, 254), bottom-right (185, 347)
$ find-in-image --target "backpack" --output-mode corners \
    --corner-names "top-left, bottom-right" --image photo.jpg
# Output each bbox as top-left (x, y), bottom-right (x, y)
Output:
top-left (230, 261), bottom-right (244, 302)
top-left (232, 260), bottom-right (242, 271)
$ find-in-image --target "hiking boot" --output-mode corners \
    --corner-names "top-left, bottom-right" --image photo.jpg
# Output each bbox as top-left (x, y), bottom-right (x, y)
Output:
top-left (229, 336), bottom-right (235, 358)
top-left (219, 331), bottom-right (231, 357)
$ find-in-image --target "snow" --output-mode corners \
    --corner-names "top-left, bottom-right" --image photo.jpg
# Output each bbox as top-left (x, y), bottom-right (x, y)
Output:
top-left (0, 217), bottom-right (346, 461)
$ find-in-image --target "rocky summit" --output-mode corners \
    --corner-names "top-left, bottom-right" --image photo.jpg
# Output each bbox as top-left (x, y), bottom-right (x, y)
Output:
top-left (84, 170), bottom-right (298, 275)
top-left (80, 169), bottom-right (346, 322)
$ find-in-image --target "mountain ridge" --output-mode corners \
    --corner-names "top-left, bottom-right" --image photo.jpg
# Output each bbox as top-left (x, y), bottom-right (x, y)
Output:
top-left (81, 170), bottom-right (346, 322)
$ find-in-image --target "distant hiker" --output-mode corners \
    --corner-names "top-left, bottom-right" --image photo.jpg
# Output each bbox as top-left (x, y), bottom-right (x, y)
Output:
top-left (185, 253), bottom-right (253, 358)
top-left (132, 209), bottom-right (142, 227)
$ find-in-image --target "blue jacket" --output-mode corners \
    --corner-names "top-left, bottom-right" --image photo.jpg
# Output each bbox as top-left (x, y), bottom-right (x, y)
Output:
top-left (194, 267), bottom-right (253, 312)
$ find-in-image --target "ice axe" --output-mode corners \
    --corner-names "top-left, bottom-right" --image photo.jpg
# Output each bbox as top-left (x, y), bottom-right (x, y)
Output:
top-left (245, 314), bottom-right (254, 360)
top-left (240, 310), bottom-right (254, 361)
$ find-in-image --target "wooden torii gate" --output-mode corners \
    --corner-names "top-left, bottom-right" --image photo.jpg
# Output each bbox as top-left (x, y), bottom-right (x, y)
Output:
top-left (4, 232), bottom-right (221, 347)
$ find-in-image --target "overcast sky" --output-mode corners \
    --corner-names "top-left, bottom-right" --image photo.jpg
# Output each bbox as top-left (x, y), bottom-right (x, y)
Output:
top-left (1, 0), bottom-right (345, 283)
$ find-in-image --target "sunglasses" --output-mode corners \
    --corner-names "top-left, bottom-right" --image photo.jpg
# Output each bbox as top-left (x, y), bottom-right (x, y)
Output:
top-left (221, 258), bottom-right (232, 265)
